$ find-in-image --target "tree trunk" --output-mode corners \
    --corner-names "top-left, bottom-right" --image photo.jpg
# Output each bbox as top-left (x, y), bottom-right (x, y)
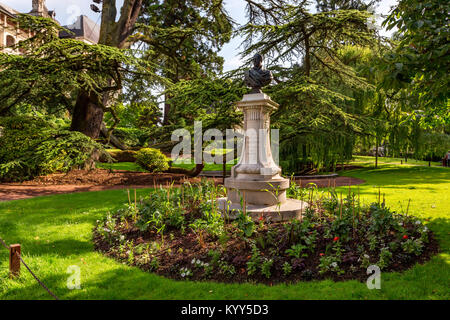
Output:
top-left (100, 123), bottom-right (128, 150)
top-left (70, 91), bottom-right (104, 139)
top-left (163, 99), bottom-right (171, 125)
top-left (304, 33), bottom-right (311, 77)
top-left (70, 0), bottom-right (143, 138)
top-left (375, 135), bottom-right (379, 169)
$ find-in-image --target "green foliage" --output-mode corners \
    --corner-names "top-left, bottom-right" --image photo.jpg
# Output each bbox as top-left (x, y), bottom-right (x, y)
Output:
top-left (0, 116), bottom-right (108, 181)
top-left (260, 258), bottom-right (274, 279)
top-left (246, 245), bottom-right (261, 276)
top-left (2, 164), bottom-right (448, 299)
top-left (107, 127), bottom-right (150, 148)
top-left (135, 148), bottom-right (170, 172)
top-left (378, 247), bottom-right (393, 270)
top-left (235, 211), bottom-right (256, 237)
top-left (401, 238), bottom-right (424, 256)
top-left (382, 0), bottom-right (449, 126)
top-left (0, 14), bottom-right (155, 119)
top-left (282, 262), bottom-right (292, 276)
top-left (239, 4), bottom-right (381, 172)
top-left (285, 243), bottom-right (309, 259)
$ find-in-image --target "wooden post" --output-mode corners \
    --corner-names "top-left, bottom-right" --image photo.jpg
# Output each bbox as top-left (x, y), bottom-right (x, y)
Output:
top-left (222, 152), bottom-right (226, 185)
top-left (9, 244), bottom-right (20, 277)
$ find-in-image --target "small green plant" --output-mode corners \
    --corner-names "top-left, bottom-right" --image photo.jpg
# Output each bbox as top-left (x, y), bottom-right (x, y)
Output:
top-left (318, 255), bottom-right (344, 275)
top-left (401, 238), bottom-right (424, 256)
top-left (208, 249), bottom-right (221, 266)
top-left (149, 257), bottom-right (159, 271)
top-left (261, 258), bottom-right (273, 279)
top-left (246, 245), bottom-right (261, 276)
top-left (378, 247), bottom-right (393, 269)
top-left (360, 253), bottom-right (371, 269)
top-left (235, 211), bottom-right (255, 237)
top-left (285, 243), bottom-right (309, 258)
top-left (127, 240), bottom-right (135, 265)
top-left (189, 219), bottom-right (209, 247)
top-left (179, 267), bottom-right (192, 278)
top-left (218, 260), bottom-right (236, 276)
top-left (282, 262), bottom-right (292, 276)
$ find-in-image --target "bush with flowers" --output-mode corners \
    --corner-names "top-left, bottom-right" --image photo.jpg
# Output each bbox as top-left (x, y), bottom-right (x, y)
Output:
top-left (93, 180), bottom-right (438, 283)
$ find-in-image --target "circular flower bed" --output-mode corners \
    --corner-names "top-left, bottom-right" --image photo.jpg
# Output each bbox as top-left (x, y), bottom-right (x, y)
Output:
top-left (93, 181), bottom-right (438, 284)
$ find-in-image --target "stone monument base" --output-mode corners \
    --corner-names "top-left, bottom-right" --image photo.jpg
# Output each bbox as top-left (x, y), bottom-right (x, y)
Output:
top-left (217, 197), bottom-right (308, 222)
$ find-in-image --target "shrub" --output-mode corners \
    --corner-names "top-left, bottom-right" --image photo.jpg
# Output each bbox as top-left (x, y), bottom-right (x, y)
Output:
top-left (0, 116), bottom-right (110, 181)
top-left (135, 148), bottom-right (169, 172)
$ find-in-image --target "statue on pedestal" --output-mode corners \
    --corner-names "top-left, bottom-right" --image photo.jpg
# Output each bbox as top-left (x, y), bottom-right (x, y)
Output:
top-left (217, 54), bottom-right (306, 222)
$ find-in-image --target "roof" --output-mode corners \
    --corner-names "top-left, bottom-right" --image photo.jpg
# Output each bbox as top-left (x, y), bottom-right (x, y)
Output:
top-left (60, 15), bottom-right (100, 44)
top-left (0, 2), bottom-right (19, 17)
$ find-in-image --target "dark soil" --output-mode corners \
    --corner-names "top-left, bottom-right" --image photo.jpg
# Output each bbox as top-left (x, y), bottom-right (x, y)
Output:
top-left (93, 218), bottom-right (439, 285)
top-left (17, 169), bottom-right (194, 186)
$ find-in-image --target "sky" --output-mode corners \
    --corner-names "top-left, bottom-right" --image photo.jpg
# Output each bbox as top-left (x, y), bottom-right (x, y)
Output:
top-left (3, 0), bottom-right (398, 71)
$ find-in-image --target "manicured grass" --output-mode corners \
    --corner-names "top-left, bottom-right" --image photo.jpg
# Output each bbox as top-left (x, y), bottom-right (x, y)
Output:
top-left (96, 162), bottom-right (146, 172)
top-left (352, 155), bottom-right (442, 167)
top-left (171, 160), bottom-right (236, 172)
top-left (96, 160), bottom-right (236, 172)
top-left (0, 160), bottom-right (449, 299)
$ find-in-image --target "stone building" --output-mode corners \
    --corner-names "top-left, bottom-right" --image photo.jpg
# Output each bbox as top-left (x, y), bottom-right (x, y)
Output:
top-left (60, 15), bottom-right (100, 45)
top-left (0, 3), bottom-right (32, 54)
top-left (0, 0), bottom-right (99, 53)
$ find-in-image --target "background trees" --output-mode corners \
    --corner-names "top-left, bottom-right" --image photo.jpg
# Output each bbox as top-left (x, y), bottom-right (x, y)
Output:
top-left (381, 0), bottom-right (449, 127)
top-left (0, 0), bottom-right (448, 177)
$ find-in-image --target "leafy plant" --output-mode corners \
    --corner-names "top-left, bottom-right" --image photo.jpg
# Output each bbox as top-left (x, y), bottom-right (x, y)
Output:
top-left (282, 262), bottom-right (292, 276)
top-left (0, 116), bottom-right (110, 181)
top-left (261, 259), bottom-right (273, 279)
top-left (285, 243), bottom-right (309, 258)
top-left (246, 245), bottom-right (261, 276)
top-left (135, 148), bottom-right (169, 172)
top-left (235, 211), bottom-right (255, 237)
top-left (378, 247), bottom-right (393, 270)
top-left (402, 238), bottom-right (424, 256)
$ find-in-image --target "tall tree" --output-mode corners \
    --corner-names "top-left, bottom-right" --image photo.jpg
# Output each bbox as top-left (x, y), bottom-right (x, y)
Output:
top-left (70, 0), bottom-right (143, 139)
top-left (239, 2), bottom-right (382, 171)
top-left (127, 0), bottom-right (233, 125)
top-left (0, 15), bottom-right (145, 120)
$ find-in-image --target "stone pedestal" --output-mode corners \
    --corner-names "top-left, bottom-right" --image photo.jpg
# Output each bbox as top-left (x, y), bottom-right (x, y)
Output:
top-left (218, 93), bottom-right (306, 221)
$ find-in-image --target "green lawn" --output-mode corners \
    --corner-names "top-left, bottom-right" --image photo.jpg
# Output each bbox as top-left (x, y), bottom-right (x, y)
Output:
top-left (96, 162), bottom-right (146, 172)
top-left (0, 160), bottom-right (449, 299)
top-left (352, 155), bottom-right (442, 167)
top-left (96, 160), bottom-right (236, 172)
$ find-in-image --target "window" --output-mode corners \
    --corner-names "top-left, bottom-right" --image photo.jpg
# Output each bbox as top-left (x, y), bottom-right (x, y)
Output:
top-left (6, 35), bottom-right (15, 47)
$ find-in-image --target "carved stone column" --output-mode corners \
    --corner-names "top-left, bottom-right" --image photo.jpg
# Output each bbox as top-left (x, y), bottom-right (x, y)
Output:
top-left (218, 92), bottom-right (306, 221)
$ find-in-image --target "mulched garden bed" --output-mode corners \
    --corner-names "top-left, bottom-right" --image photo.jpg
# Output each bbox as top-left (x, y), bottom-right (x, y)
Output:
top-left (93, 181), bottom-right (439, 285)
top-left (15, 169), bottom-right (202, 186)
top-left (93, 221), bottom-right (438, 284)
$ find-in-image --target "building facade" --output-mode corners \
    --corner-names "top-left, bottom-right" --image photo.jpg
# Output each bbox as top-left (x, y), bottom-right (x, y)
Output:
top-left (0, 3), bottom-right (32, 54)
top-left (0, 0), bottom-right (99, 53)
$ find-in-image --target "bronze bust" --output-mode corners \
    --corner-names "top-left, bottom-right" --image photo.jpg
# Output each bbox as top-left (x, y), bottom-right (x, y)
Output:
top-left (244, 54), bottom-right (273, 93)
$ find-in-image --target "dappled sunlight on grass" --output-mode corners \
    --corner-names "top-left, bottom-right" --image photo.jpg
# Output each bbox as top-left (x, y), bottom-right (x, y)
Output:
top-left (0, 163), bottom-right (449, 300)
